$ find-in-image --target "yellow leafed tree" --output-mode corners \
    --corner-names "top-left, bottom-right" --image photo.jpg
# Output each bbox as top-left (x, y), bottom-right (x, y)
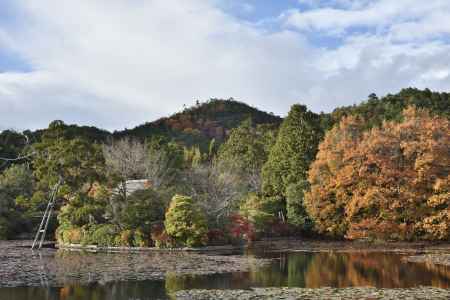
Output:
top-left (305, 107), bottom-right (450, 240)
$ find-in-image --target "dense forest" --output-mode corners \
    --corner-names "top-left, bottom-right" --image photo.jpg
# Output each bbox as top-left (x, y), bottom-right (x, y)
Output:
top-left (0, 88), bottom-right (449, 246)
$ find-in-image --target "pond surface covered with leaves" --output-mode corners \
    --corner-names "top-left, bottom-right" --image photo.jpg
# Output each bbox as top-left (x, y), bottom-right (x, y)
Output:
top-left (1, 241), bottom-right (450, 299)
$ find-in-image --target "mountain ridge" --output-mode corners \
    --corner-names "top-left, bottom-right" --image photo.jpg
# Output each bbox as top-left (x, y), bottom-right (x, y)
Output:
top-left (13, 98), bottom-right (282, 150)
top-left (2, 88), bottom-right (449, 157)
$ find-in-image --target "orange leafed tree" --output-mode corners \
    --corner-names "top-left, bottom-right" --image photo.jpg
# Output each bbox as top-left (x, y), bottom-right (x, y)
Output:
top-left (305, 107), bottom-right (450, 240)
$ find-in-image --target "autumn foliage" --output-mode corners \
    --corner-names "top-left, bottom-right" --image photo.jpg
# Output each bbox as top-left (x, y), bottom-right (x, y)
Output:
top-left (305, 107), bottom-right (450, 240)
top-left (228, 214), bottom-right (256, 243)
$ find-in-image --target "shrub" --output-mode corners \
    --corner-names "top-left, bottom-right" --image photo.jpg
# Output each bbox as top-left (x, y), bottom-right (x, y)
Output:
top-left (115, 229), bottom-right (134, 247)
top-left (228, 214), bottom-right (256, 243)
top-left (85, 224), bottom-right (119, 247)
top-left (151, 224), bottom-right (176, 248)
top-left (164, 195), bottom-right (208, 247)
top-left (55, 223), bottom-right (84, 245)
top-left (132, 229), bottom-right (149, 247)
top-left (64, 228), bottom-right (83, 244)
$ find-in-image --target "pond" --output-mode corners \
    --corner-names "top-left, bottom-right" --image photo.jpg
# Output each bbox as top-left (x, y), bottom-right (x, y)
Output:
top-left (1, 241), bottom-right (449, 300)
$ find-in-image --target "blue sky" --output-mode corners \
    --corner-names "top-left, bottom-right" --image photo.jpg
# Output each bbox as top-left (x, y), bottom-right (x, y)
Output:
top-left (1, 0), bottom-right (450, 131)
top-left (219, 0), bottom-right (302, 21)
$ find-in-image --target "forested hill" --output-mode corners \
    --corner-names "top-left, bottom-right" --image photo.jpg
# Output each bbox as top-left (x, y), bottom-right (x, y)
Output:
top-left (1, 88), bottom-right (449, 158)
top-left (2, 99), bottom-right (282, 153)
top-left (113, 98), bottom-right (283, 148)
top-left (329, 88), bottom-right (450, 129)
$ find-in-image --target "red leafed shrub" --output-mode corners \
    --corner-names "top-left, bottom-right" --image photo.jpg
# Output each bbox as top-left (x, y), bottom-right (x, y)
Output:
top-left (228, 214), bottom-right (256, 243)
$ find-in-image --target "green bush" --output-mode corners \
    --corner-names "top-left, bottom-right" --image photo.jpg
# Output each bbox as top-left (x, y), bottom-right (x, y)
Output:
top-left (132, 229), bottom-right (149, 247)
top-left (84, 224), bottom-right (119, 247)
top-left (58, 227), bottom-right (83, 245)
top-left (114, 229), bottom-right (133, 247)
top-left (113, 229), bottom-right (149, 247)
top-left (164, 195), bottom-right (208, 247)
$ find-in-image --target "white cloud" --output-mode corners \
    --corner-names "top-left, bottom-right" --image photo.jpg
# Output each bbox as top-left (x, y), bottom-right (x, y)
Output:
top-left (287, 0), bottom-right (450, 40)
top-left (298, 0), bottom-right (374, 9)
top-left (0, 0), bottom-right (449, 131)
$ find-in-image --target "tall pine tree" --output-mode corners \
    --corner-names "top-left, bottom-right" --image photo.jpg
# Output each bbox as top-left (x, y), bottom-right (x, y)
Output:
top-left (261, 104), bottom-right (323, 229)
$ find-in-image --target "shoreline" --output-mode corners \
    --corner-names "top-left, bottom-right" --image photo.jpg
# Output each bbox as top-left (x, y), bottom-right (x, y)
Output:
top-left (56, 243), bottom-right (242, 253)
top-left (56, 238), bottom-right (450, 256)
top-left (175, 287), bottom-right (450, 300)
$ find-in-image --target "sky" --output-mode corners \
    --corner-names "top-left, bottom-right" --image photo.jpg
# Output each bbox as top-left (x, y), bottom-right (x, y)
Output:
top-left (0, 0), bottom-right (449, 131)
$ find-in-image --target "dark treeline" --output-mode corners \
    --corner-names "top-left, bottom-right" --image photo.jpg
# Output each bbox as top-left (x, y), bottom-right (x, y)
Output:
top-left (0, 88), bottom-right (449, 245)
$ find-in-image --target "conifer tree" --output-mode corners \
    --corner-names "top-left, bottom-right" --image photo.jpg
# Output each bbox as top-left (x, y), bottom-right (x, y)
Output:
top-left (261, 104), bottom-right (323, 228)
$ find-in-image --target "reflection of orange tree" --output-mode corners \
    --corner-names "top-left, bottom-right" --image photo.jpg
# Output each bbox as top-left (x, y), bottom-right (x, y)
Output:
top-left (416, 261), bottom-right (450, 288)
top-left (58, 285), bottom-right (105, 300)
top-left (303, 252), bottom-right (450, 288)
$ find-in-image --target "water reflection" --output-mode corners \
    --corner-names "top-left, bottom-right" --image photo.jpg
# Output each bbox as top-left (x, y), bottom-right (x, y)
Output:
top-left (249, 252), bottom-right (450, 288)
top-left (1, 252), bottom-right (450, 300)
top-left (0, 281), bottom-right (167, 300)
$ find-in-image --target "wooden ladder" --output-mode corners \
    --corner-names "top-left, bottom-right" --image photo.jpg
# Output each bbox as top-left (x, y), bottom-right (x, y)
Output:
top-left (31, 178), bottom-right (62, 250)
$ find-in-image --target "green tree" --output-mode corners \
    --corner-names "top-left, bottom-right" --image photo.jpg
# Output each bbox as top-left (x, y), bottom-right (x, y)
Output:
top-left (217, 120), bottom-right (277, 191)
top-left (146, 136), bottom-right (184, 188)
top-left (0, 164), bottom-right (34, 239)
top-left (117, 188), bottom-right (166, 234)
top-left (330, 88), bottom-right (450, 130)
top-left (239, 193), bottom-right (278, 233)
top-left (261, 104), bottom-right (323, 228)
top-left (32, 121), bottom-right (106, 197)
top-left (0, 130), bottom-right (30, 173)
top-left (31, 121), bottom-right (106, 240)
top-left (164, 195), bottom-right (208, 247)
top-left (286, 180), bottom-right (313, 230)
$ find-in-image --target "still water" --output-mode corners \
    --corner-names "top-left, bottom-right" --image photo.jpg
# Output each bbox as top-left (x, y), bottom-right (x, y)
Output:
top-left (1, 245), bottom-right (449, 300)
